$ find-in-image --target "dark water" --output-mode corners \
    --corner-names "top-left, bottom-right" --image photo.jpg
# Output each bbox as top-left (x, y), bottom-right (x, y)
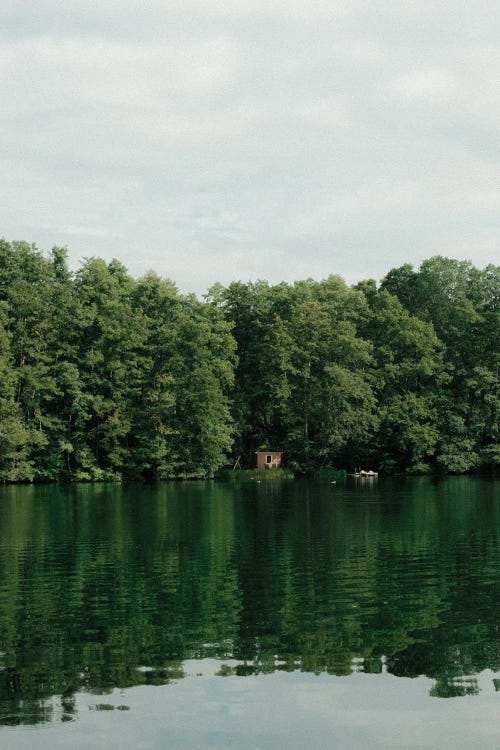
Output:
top-left (0, 477), bottom-right (498, 749)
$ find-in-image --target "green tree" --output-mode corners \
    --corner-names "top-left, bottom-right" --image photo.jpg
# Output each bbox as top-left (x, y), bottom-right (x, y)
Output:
top-left (272, 299), bottom-right (376, 471)
top-left (169, 299), bottom-right (236, 477)
top-left (382, 257), bottom-right (499, 471)
top-left (0, 307), bottom-right (32, 481)
top-left (357, 283), bottom-right (444, 472)
top-left (73, 258), bottom-right (149, 480)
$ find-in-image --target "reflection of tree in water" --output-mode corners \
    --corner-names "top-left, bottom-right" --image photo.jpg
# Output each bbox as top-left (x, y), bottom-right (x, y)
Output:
top-left (0, 477), bottom-right (498, 723)
top-left (430, 677), bottom-right (479, 698)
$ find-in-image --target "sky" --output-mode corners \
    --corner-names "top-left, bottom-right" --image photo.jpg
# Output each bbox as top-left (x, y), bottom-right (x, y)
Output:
top-left (7, 665), bottom-right (500, 750)
top-left (1, 1), bottom-right (499, 294)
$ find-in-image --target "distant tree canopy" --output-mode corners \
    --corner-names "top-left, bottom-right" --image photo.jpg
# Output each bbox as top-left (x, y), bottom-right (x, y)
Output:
top-left (0, 239), bottom-right (498, 480)
top-left (0, 241), bottom-right (235, 481)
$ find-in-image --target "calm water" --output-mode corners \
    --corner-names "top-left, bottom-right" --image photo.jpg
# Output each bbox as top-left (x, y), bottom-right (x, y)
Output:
top-left (0, 477), bottom-right (498, 749)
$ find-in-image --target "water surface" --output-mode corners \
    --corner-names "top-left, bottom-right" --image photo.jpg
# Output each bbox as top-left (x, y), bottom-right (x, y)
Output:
top-left (0, 477), bottom-right (498, 748)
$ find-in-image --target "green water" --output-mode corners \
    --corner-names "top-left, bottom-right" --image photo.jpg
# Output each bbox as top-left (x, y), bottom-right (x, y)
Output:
top-left (0, 477), bottom-right (498, 749)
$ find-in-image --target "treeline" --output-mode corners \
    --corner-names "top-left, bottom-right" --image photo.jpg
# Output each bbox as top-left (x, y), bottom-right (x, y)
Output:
top-left (0, 240), bottom-right (235, 481)
top-left (212, 258), bottom-right (499, 474)
top-left (0, 239), bottom-right (498, 481)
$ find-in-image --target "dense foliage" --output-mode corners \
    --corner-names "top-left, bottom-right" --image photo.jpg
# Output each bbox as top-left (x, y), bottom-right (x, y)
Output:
top-left (209, 258), bottom-right (498, 474)
top-left (0, 240), bottom-right (498, 479)
top-left (0, 241), bottom-right (235, 481)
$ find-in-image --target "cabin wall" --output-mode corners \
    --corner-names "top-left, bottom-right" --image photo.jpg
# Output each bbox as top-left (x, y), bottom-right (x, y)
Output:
top-left (256, 452), bottom-right (282, 470)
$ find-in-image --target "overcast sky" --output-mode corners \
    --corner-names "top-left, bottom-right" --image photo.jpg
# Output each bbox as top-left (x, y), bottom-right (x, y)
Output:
top-left (1, 1), bottom-right (499, 293)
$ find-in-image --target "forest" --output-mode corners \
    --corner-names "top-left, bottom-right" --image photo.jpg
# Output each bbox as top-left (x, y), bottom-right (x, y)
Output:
top-left (0, 239), bottom-right (498, 481)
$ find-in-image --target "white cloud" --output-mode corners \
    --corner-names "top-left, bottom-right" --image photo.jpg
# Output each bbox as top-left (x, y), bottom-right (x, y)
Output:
top-left (1, 1), bottom-right (499, 293)
top-left (42, 223), bottom-right (126, 240)
top-left (388, 67), bottom-right (457, 100)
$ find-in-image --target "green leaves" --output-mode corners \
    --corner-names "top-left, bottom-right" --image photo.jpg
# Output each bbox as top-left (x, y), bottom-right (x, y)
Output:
top-left (212, 279), bottom-right (377, 472)
top-left (0, 243), bottom-right (236, 481)
top-left (382, 257), bottom-right (499, 472)
top-left (0, 240), bottom-right (496, 480)
top-left (0, 307), bottom-right (33, 481)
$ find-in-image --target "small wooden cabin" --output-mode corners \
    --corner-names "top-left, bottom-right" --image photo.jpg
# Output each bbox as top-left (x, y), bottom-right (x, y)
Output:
top-left (255, 450), bottom-right (282, 470)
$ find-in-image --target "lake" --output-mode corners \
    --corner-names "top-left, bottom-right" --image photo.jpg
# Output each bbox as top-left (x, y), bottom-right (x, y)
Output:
top-left (0, 476), bottom-right (498, 749)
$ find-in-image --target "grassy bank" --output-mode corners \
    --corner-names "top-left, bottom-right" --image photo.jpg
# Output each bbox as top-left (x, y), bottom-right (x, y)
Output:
top-left (218, 468), bottom-right (295, 482)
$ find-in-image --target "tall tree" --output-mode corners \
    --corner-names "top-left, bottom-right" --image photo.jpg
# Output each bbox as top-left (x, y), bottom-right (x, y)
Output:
top-left (272, 299), bottom-right (376, 471)
top-left (357, 282), bottom-right (444, 472)
top-left (0, 305), bottom-right (32, 481)
top-left (73, 258), bottom-right (149, 479)
top-left (170, 298), bottom-right (236, 477)
top-left (382, 257), bottom-right (499, 471)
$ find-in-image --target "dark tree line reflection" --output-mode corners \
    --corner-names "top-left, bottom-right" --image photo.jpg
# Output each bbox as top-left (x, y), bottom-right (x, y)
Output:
top-left (0, 477), bottom-right (498, 723)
